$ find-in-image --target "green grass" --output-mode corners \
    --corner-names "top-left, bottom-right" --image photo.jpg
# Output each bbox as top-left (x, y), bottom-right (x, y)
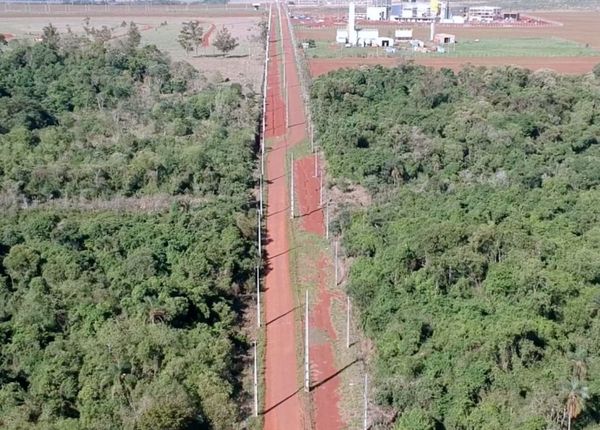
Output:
top-left (304, 37), bottom-right (600, 59)
top-left (444, 37), bottom-right (599, 57)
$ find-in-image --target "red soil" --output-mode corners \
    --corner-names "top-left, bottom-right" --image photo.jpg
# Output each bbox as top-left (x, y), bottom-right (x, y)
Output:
top-left (263, 4), bottom-right (302, 430)
top-left (309, 257), bottom-right (344, 430)
top-left (202, 23), bottom-right (216, 48)
top-left (288, 25), bottom-right (345, 430)
top-left (1, 33), bottom-right (15, 41)
top-left (309, 55), bottom-right (600, 77)
top-left (263, 3), bottom-right (345, 429)
top-left (294, 156), bottom-right (324, 236)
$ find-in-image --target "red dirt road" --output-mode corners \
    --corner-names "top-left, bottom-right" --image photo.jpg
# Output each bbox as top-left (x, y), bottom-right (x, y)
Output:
top-left (309, 55), bottom-right (600, 77)
top-left (202, 23), bottom-right (215, 48)
top-left (263, 3), bottom-right (344, 429)
top-left (295, 157), bottom-right (345, 429)
top-left (294, 156), bottom-right (324, 236)
top-left (281, 2), bottom-right (345, 426)
top-left (263, 4), bottom-right (302, 430)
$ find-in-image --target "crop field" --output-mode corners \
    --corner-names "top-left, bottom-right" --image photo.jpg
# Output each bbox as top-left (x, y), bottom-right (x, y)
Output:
top-left (0, 3), bottom-right (265, 87)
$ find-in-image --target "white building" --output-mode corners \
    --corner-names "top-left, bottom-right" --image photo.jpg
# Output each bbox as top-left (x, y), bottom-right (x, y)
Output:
top-left (337, 2), bottom-right (380, 46)
top-left (366, 6), bottom-right (387, 20)
top-left (390, 2), bottom-right (434, 21)
top-left (395, 29), bottom-right (413, 41)
top-left (468, 6), bottom-right (502, 22)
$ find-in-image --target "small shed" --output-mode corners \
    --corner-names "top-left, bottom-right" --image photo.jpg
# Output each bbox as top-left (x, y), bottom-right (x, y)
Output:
top-left (357, 28), bottom-right (379, 46)
top-left (434, 33), bottom-right (456, 44)
top-left (395, 29), bottom-right (413, 41)
top-left (374, 37), bottom-right (394, 47)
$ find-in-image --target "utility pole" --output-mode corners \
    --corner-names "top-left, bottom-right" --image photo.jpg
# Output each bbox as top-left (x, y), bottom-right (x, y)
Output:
top-left (253, 341), bottom-right (259, 417)
top-left (256, 265), bottom-right (261, 327)
top-left (304, 289), bottom-right (310, 392)
top-left (325, 201), bottom-right (329, 240)
top-left (319, 167), bottom-right (324, 207)
top-left (334, 239), bottom-right (339, 286)
top-left (363, 372), bottom-right (368, 430)
top-left (257, 210), bottom-right (262, 258)
top-left (314, 153), bottom-right (318, 178)
top-left (259, 176), bottom-right (263, 217)
top-left (346, 296), bottom-right (351, 348)
top-left (290, 153), bottom-right (295, 219)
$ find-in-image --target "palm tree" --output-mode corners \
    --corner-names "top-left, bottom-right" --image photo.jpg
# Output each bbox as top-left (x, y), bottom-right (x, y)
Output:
top-left (565, 380), bottom-right (589, 430)
top-left (569, 348), bottom-right (588, 381)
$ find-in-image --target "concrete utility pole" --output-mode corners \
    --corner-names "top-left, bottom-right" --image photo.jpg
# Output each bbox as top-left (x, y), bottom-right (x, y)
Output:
top-left (304, 289), bottom-right (310, 392)
top-left (290, 153), bottom-right (295, 219)
top-left (346, 296), bottom-right (351, 348)
top-left (257, 210), bottom-right (262, 257)
top-left (334, 239), bottom-right (339, 286)
top-left (314, 154), bottom-right (318, 178)
top-left (319, 167), bottom-right (324, 207)
top-left (253, 341), bottom-right (259, 416)
top-left (363, 372), bottom-right (369, 430)
top-left (256, 265), bottom-right (261, 328)
top-left (325, 201), bottom-right (330, 240)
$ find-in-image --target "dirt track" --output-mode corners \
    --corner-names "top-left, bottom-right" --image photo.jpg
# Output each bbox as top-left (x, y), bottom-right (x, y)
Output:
top-left (263, 3), bottom-right (345, 429)
top-left (263, 4), bottom-right (303, 429)
top-left (309, 55), bottom-right (600, 76)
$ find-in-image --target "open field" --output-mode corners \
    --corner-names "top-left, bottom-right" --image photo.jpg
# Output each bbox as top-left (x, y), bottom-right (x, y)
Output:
top-left (0, 3), bottom-right (265, 87)
top-left (305, 37), bottom-right (598, 59)
top-left (294, 10), bottom-right (600, 76)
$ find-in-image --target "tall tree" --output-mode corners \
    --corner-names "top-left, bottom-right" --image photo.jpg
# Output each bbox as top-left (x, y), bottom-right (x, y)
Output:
top-left (212, 26), bottom-right (238, 56)
top-left (178, 21), bottom-right (203, 56)
top-left (124, 22), bottom-right (142, 51)
top-left (41, 23), bottom-right (60, 49)
top-left (565, 381), bottom-right (589, 430)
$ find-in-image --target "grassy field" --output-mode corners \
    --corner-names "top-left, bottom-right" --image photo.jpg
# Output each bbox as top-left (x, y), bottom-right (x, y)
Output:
top-left (304, 37), bottom-right (599, 60)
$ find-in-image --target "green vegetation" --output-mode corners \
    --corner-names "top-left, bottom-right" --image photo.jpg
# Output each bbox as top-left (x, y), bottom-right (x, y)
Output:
top-left (305, 37), bottom-right (598, 60)
top-left (312, 65), bottom-right (600, 429)
top-left (212, 27), bottom-right (240, 56)
top-left (0, 25), bottom-right (259, 429)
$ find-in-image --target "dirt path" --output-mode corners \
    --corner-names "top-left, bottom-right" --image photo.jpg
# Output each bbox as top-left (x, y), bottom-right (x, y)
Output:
top-left (295, 157), bottom-right (345, 429)
top-left (263, 4), bottom-right (303, 429)
top-left (202, 23), bottom-right (215, 47)
top-left (281, 3), bottom-right (346, 429)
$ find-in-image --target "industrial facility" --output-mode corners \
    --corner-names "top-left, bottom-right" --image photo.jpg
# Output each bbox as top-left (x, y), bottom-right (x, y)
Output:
top-left (329, 1), bottom-right (522, 25)
top-left (336, 1), bottom-right (456, 50)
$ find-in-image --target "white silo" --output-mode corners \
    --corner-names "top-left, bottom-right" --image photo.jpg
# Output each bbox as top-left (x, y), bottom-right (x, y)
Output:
top-left (348, 2), bottom-right (358, 46)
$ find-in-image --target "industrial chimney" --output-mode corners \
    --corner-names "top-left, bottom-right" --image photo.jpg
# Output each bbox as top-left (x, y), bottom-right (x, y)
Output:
top-left (348, 2), bottom-right (358, 46)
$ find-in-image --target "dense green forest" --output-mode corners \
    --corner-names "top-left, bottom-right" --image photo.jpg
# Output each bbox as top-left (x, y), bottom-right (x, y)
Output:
top-left (312, 65), bottom-right (600, 429)
top-left (0, 25), bottom-right (259, 429)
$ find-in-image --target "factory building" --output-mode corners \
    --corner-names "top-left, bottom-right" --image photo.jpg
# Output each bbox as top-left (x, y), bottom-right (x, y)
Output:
top-left (366, 6), bottom-right (388, 20)
top-left (468, 6), bottom-right (502, 22)
top-left (336, 2), bottom-right (380, 46)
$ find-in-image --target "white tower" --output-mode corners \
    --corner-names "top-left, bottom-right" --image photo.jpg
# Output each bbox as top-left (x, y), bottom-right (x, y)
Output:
top-left (348, 2), bottom-right (358, 46)
top-left (430, 19), bottom-right (436, 41)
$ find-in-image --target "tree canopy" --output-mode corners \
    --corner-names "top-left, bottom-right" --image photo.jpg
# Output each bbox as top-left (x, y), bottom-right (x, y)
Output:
top-left (312, 64), bottom-right (600, 429)
top-left (0, 26), bottom-right (259, 429)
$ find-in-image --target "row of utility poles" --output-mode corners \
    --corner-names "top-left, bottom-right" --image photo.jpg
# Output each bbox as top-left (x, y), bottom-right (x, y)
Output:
top-left (256, 2), bottom-right (370, 428)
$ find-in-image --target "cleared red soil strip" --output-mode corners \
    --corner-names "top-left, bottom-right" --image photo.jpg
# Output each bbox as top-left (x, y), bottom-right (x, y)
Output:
top-left (2, 33), bottom-right (15, 40)
top-left (202, 23), bottom-right (216, 48)
top-left (295, 156), bottom-right (324, 236)
top-left (295, 158), bottom-right (344, 429)
top-left (263, 4), bottom-right (302, 430)
top-left (285, 3), bottom-right (345, 424)
top-left (309, 55), bottom-right (600, 77)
